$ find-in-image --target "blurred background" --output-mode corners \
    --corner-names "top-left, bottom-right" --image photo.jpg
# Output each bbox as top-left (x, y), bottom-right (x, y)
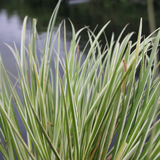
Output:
top-left (0, 0), bottom-right (159, 158)
top-left (0, 0), bottom-right (159, 69)
top-left (0, 0), bottom-right (159, 73)
top-left (0, 0), bottom-right (159, 85)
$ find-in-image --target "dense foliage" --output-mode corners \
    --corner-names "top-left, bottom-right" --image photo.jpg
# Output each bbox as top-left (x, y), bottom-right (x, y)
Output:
top-left (0, 0), bottom-right (160, 159)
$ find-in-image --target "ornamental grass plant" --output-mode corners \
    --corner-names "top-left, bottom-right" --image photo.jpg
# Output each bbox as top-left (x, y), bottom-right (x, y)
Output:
top-left (0, 1), bottom-right (160, 160)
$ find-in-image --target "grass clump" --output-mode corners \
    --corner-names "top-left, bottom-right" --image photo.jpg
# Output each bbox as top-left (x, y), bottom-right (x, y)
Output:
top-left (0, 0), bottom-right (160, 160)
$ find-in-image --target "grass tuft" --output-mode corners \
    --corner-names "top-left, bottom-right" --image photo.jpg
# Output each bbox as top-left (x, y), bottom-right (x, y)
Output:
top-left (0, 1), bottom-right (159, 159)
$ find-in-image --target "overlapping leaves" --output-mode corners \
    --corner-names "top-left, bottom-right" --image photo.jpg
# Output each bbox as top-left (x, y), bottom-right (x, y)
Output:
top-left (0, 0), bottom-right (159, 159)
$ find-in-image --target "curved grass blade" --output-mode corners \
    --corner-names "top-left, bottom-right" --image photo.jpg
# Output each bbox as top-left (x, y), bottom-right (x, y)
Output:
top-left (64, 20), bottom-right (80, 160)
